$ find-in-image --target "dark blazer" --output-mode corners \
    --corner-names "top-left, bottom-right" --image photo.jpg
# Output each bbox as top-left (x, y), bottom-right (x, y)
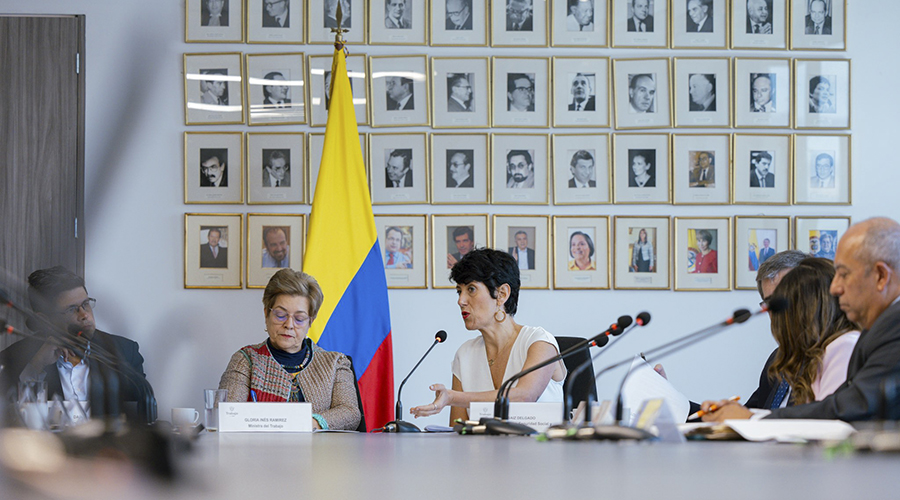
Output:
top-left (769, 301), bottom-right (900, 421)
top-left (446, 12), bottom-right (473, 30)
top-left (508, 247), bottom-right (535, 270)
top-left (262, 10), bottom-right (289, 28)
top-left (448, 97), bottom-right (470, 112)
top-left (568, 95), bottom-right (596, 111)
top-left (758, 246), bottom-right (776, 263)
top-left (745, 349), bottom-right (780, 409)
top-left (262, 169), bottom-right (290, 187)
top-left (746, 18), bottom-right (771, 34)
top-left (686, 16), bottom-right (712, 33)
top-left (689, 97), bottom-right (716, 112)
top-left (202, 7), bottom-right (229, 27)
top-left (804, 15), bottom-right (832, 34)
top-left (568, 178), bottom-right (596, 188)
top-left (627, 15), bottom-right (654, 32)
top-left (200, 169), bottom-right (227, 187)
top-left (750, 168), bottom-right (775, 188)
top-left (385, 169), bottom-right (413, 188)
top-left (689, 167), bottom-right (715, 186)
top-left (629, 171), bottom-right (656, 188)
top-left (387, 95), bottom-right (414, 111)
top-left (448, 173), bottom-right (473, 188)
top-left (200, 244), bottom-right (228, 268)
top-left (507, 16), bottom-right (533, 31)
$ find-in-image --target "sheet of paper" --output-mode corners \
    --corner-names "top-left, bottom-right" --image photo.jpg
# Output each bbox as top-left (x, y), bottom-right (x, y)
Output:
top-left (621, 355), bottom-right (691, 425)
top-left (724, 419), bottom-right (856, 442)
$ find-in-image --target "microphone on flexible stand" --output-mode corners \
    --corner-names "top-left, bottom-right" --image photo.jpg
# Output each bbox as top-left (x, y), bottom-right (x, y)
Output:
top-left (382, 330), bottom-right (447, 433)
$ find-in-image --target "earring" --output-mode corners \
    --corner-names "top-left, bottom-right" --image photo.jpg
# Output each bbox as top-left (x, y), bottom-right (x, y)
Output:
top-left (494, 309), bottom-right (507, 323)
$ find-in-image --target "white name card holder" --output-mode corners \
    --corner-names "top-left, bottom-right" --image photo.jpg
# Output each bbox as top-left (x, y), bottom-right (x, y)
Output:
top-left (218, 402), bottom-right (312, 433)
top-left (468, 402), bottom-right (563, 433)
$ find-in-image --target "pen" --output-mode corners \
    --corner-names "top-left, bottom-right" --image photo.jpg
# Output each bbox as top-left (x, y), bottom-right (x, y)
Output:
top-left (688, 396), bottom-right (740, 420)
top-left (250, 389), bottom-right (258, 402)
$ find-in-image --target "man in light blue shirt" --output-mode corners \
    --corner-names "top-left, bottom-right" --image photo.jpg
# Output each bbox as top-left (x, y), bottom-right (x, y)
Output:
top-left (384, 226), bottom-right (411, 269)
top-left (261, 226), bottom-right (290, 268)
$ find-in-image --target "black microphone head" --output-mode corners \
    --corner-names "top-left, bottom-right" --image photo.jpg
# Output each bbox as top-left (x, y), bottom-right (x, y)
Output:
top-left (766, 297), bottom-right (789, 314)
top-left (435, 330), bottom-right (448, 343)
top-left (635, 311), bottom-right (651, 326)
top-left (733, 309), bottom-right (753, 324)
top-left (617, 315), bottom-right (633, 329)
top-left (0, 287), bottom-right (11, 305)
top-left (594, 334), bottom-right (610, 347)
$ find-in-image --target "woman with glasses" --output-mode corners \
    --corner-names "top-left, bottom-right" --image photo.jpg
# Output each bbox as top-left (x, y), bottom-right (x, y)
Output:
top-left (218, 269), bottom-right (361, 430)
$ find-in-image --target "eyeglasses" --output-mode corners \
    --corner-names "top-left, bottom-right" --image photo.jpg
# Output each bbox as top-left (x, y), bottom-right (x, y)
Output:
top-left (514, 86), bottom-right (534, 93)
top-left (269, 164), bottom-right (289, 172)
top-left (59, 298), bottom-right (96, 317)
top-left (269, 308), bottom-right (310, 326)
top-left (508, 161), bottom-right (530, 171)
top-left (201, 163), bottom-right (224, 172)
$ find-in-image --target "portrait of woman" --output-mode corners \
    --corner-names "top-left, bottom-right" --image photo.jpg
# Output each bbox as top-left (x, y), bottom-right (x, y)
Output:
top-left (690, 229), bottom-right (717, 273)
top-left (630, 228), bottom-right (655, 272)
top-left (218, 269), bottom-right (361, 430)
top-left (568, 230), bottom-right (596, 271)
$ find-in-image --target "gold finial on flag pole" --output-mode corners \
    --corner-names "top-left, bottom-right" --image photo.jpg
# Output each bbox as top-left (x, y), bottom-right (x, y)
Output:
top-left (331, 1), bottom-right (349, 51)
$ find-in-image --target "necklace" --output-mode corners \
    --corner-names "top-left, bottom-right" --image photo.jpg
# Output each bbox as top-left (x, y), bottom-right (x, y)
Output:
top-left (488, 333), bottom-right (517, 367)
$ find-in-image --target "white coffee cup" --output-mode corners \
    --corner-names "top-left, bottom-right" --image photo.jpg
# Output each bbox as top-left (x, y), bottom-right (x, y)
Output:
top-left (172, 407), bottom-right (200, 430)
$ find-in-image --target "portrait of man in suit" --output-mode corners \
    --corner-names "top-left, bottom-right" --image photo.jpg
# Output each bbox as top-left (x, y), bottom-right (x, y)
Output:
top-left (746, 0), bottom-right (772, 34)
top-left (750, 150), bottom-right (775, 188)
top-left (506, 0), bottom-right (534, 31)
top-left (628, 150), bottom-right (655, 188)
top-left (758, 237), bottom-right (776, 263)
top-left (688, 73), bottom-right (716, 112)
top-left (384, 226), bottom-right (412, 269)
top-left (686, 0), bottom-right (712, 32)
top-left (324, 0), bottom-right (351, 28)
top-left (262, 71), bottom-right (291, 109)
top-left (507, 73), bottom-right (535, 112)
top-left (385, 0), bottom-right (411, 29)
top-left (201, 0), bottom-right (229, 27)
top-left (263, 0), bottom-right (289, 27)
top-left (200, 227), bottom-right (228, 268)
top-left (506, 149), bottom-right (535, 189)
top-left (261, 226), bottom-right (290, 268)
top-left (566, 0), bottom-right (594, 31)
top-left (805, 0), bottom-right (832, 34)
top-left (447, 150), bottom-right (474, 188)
top-left (688, 151), bottom-right (715, 188)
top-left (750, 73), bottom-right (775, 113)
top-left (628, 73), bottom-right (656, 113)
top-left (809, 75), bottom-right (835, 113)
top-left (810, 152), bottom-right (835, 189)
top-left (627, 0), bottom-right (653, 32)
top-left (568, 149), bottom-right (596, 188)
top-left (447, 73), bottom-right (474, 112)
top-left (262, 149), bottom-right (290, 187)
top-left (508, 229), bottom-right (536, 270)
top-left (447, 226), bottom-right (475, 268)
top-left (200, 148), bottom-right (228, 187)
top-left (445, 0), bottom-right (473, 30)
top-left (385, 76), bottom-right (414, 111)
top-left (385, 149), bottom-right (413, 188)
top-left (199, 69), bottom-right (228, 106)
top-left (568, 73), bottom-right (595, 111)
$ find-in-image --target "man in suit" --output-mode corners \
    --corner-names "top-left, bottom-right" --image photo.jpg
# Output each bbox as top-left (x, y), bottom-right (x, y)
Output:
top-left (750, 73), bottom-right (775, 112)
top-left (506, 0), bottom-right (533, 31)
top-left (628, 74), bottom-right (656, 113)
top-left (746, 0), bottom-right (772, 34)
top-left (324, 0), bottom-right (351, 28)
top-left (507, 74), bottom-right (535, 112)
top-left (200, 149), bottom-right (228, 187)
top-left (447, 74), bottom-right (473, 112)
top-left (688, 151), bottom-right (715, 187)
top-left (759, 239), bottom-right (776, 264)
top-left (566, 0), bottom-right (594, 31)
top-left (262, 150), bottom-right (290, 187)
top-left (750, 151), bottom-right (775, 188)
top-left (200, 227), bottom-right (228, 268)
top-left (262, 0), bottom-right (289, 27)
top-left (688, 73), bottom-right (716, 111)
top-left (385, 0), bottom-right (410, 29)
top-left (385, 149), bottom-right (413, 188)
top-left (705, 218), bottom-right (900, 422)
top-left (262, 71), bottom-right (291, 109)
top-left (385, 77), bottom-right (414, 111)
top-left (686, 0), bottom-right (712, 32)
top-left (506, 150), bottom-right (535, 189)
top-left (445, 0), bottom-right (473, 30)
top-left (384, 227), bottom-right (411, 269)
top-left (805, 0), bottom-right (832, 34)
top-left (202, 0), bottom-right (229, 27)
top-left (199, 70), bottom-right (227, 105)
top-left (811, 152), bottom-right (835, 189)
top-left (568, 150), bottom-right (596, 188)
top-left (447, 150), bottom-right (474, 188)
top-left (509, 231), bottom-right (536, 270)
top-left (261, 226), bottom-right (290, 268)
top-left (627, 0), bottom-right (653, 32)
top-left (447, 226), bottom-right (475, 268)
top-left (0, 267), bottom-right (154, 423)
top-left (568, 73), bottom-right (596, 111)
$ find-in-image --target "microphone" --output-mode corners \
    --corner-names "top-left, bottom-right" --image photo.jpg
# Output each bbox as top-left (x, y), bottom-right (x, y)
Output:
top-left (383, 330), bottom-right (447, 433)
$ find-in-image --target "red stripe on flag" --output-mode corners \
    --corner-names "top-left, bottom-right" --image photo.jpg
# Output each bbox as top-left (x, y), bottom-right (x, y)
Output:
top-left (358, 333), bottom-right (394, 431)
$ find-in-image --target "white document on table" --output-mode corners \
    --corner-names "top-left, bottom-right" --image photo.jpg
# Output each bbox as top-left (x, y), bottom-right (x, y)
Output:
top-left (725, 419), bottom-right (856, 442)
top-left (620, 355), bottom-right (690, 426)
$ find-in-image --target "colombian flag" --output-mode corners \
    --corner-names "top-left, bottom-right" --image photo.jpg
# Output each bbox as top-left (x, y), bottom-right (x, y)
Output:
top-left (304, 47), bottom-right (393, 431)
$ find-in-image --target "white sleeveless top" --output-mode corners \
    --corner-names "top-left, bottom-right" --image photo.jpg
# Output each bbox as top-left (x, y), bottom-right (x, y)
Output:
top-left (451, 325), bottom-right (565, 403)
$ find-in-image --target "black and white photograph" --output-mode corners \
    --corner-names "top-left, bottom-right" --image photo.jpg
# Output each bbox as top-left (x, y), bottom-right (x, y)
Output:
top-left (613, 58), bottom-right (670, 129)
top-left (734, 216), bottom-right (790, 290)
top-left (612, 0), bottom-right (667, 47)
top-left (492, 0), bottom-right (548, 47)
top-left (262, 149), bottom-right (290, 187)
top-left (491, 134), bottom-right (550, 204)
top-left (552, 0), bottom-right (607, 47)
top-left (733, 134), bottom-right (791, 205)
top-left (734, 58), bottom-right (791, 128)
top-left (552, 134), bottom-right (610, 204)
top-left (446, 149), bottom-right (475, 188)
top-left (185, 213), bottom-right (243, 289)
top-left (246, 53), bottom-right (306, 125)
top-left (674, 58), bottom-right (730, 127)
top-left (613, 133), bottom-right (670, 204)
top-left (184, 132), bottom-right (243, 203)
top-left (553, 216), bottom-right (610, 289)
top-left (184, 53), bottom-right (244, 125)
top-left (627, 149), bottom-right (656, 188)
top-left (671, 0), bottom-right (726, 48)
top-left (431, 57), bottom-right (490, 128)
top-left (308, 0), bottom-right (364, 44)
top-left (794, 59), bottom-right (850, 129)
top-left (492, 57), bottom-right (550, 128)
top-left (186, 0), bottom-right (243, 42)
top-left (246, 214), bottom-right (305, 288)
top-left (430, 133), bottom-right (490, 204)
top-left (793, 134), bottom-right (851, 205)
top-left (247, 0), bottom-right (304, 43)
top-left (672, 134), bottom-right (731, 205)
top-left (552, 57), bottom-right (610, 127)
top-left (446, 73), bottom-right (474, 112)
top-left (674, 217), bottom-right (731, 291)
top-left (791, 0), bottom-right (846, 50)
top-left (749, 150), bottom-right (776, 188)
top-left (247, 132), bottom-right (305, 204)
top-left (431, 0), bottom-right (488, 46)
top-left (732, 0), bottom-right (786, 49)
top-left (614, 216), bottom-right (670, 290)
top-left (431, 214), bottom-right (489, 288)
top-left (750, 72), bottom-right (776, 113)
top-left (376, 215), bottom-right (428, 288)
top-left (369, 0), bottom-right (427, 45)
top-left (368, 55), bottom-right (430, 128)
top-left (493, 215), bottom-right (550, 289)
top-left (308, 54), bottom-right (368, 127)
top-left (369, 133), bottom-right (429, 204)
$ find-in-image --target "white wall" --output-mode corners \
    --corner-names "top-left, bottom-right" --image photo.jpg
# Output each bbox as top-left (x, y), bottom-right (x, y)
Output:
top-left (3, 0), bottom-right (894, 429)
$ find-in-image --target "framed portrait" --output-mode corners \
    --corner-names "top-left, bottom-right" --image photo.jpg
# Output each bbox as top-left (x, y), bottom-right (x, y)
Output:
top-left (246, 0), bottom-right (304, 43)
top-left (307, 0), bottom-right (365, 44)
top-left (612, 0), bottom-right (668, 48)
top-left (670, 0), bottom-right (727, 48)
top-left (246, 52), bottom-right (306, 126)
top-left (673, 57), bottom-right (730, 128)
top-left (613, 133), bottom-right (671, 204)
top-left (431, 0), bottom-right (489, 46)
top-left (732, 134), bottom-right (791, 205)
top-left (184, 132), bottom-right (244, 204)
top-left (793, 59), bottom-right (850, 130)
top-left (491, 0), bottom-right (549, 47)
top-left (733, 58), bottom-right (791, 128)
top-left (369, 0), bottom-right (427, 45)
top-left (431, 57), bottom-right (490, 129)
top-left (308, 53), bottom-right (368, 127)
top-left (552, 56), bottom-right (610, 128)
top-left (791, 0), bottom-right (846, 50)
top-left (731, 0), bottom-right (787, 50)
top-left (185, 213), bottom-right (243, 289)
top-left (307, 133), bottom-right (366, 200)
top-left (184, 52), bottom-right (244, 125)
top-left (672, 134), bottom-right (731, 205)
top-left (613, 58), bottom-right (671, 130)
top-left (551, 0), bottom-right (608, 47)
top-left (553, 216), bottom-right (610, 289)
top-left (613, 216), bottom-right (670, 290)
top-left (186, 0), bottom-right (243, 42)
top-left (734, 216), bottom-right (790, 290)
top-left (431, 214), bottom-right (489, 289)
top-left (431, 133), bottom-right (490, 204)
top-left (493, 215), bottom-right (550, 289)
top-left (492, 57), bottom-right (550, 128)
top-left (246, 214), bottom-right (305, 288)
top-left (375, 215), bottom-right (428, 289)
top-left (369, 132), bottom-right (429, 205)
top-left (368, 55), bottom-right (430, 128)
top-left (246, 132), bottom-right (305, 204)
top-left (552, 133), bottom-right (611, 205)
top-left (794, 216), bottom-right (850, 258)
top-left (793, 134), bottom-right (850, 205)
top-left (491, 134), bottom-right (550, 205)
top-left (674, 217), bottom-right (731, 291)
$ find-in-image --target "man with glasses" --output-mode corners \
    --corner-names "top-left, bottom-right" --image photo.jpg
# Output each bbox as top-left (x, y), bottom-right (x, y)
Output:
top-left (0, 267), bottom-right (153, 421)
top-left (447, 150), bottom-right (474, 188)
top-left (507, 73), bottom-right (535, 112)
top-left (506, 0), bottom-right (534, 31)
top-left (200, 148), bottom-right (228, 187)
top-left (262, 0), bottom-right (289, 27)
top-left (506, 149), bottom-right (535, 189)
top-left (263, 149), bottom-right (290, 187)
top-left (447, 74), bottom-right (473, 112)
top-left (445, 0), bottom-right (472, 30)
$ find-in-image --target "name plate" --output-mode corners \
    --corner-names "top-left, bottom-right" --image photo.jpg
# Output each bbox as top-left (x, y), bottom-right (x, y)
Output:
top-left (218, 402), bottom-right (312, 433)
top-left (469, 402), bottom-right (563, 432)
